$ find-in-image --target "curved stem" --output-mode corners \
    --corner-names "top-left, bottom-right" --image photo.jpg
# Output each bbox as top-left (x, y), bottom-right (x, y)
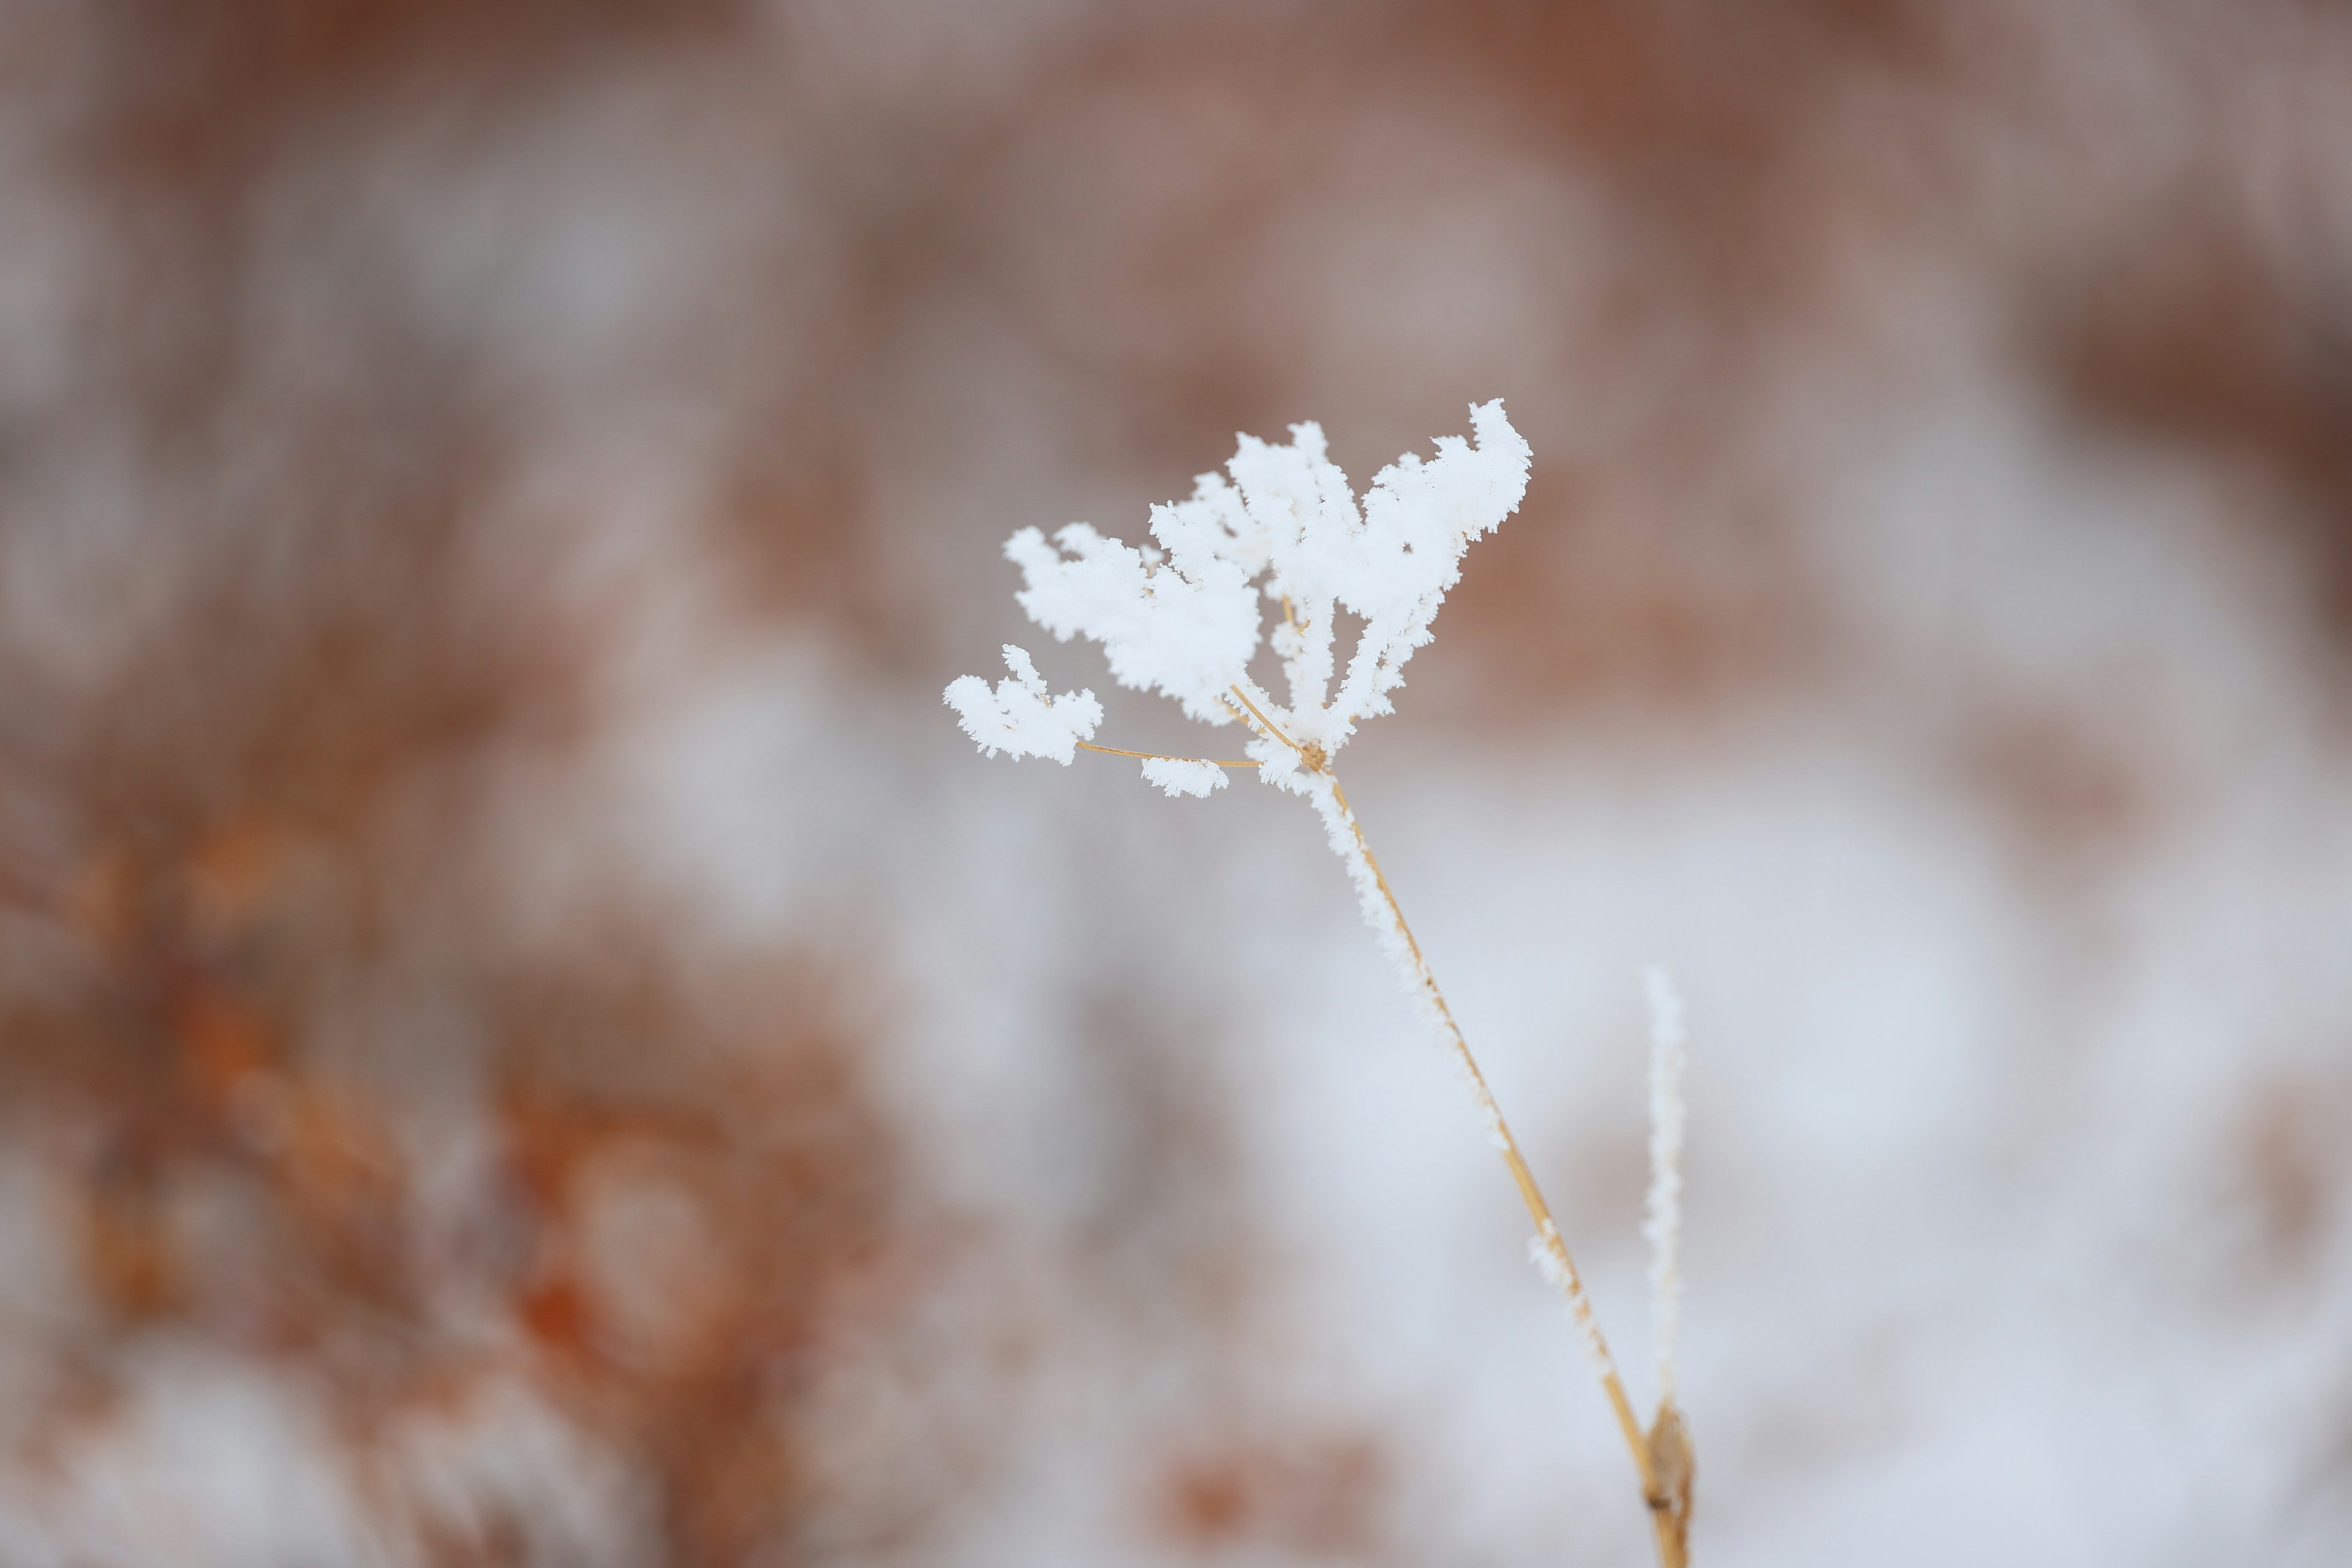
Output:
top-left (1073, 741), bottom-right (1256, 767)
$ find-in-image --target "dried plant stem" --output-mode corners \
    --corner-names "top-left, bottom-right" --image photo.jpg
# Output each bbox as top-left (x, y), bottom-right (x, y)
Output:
top-left (1072, 741), bottom-right (1257, 767)
top-left (1322, 780), bottom-right (1668, 1523)
top-left (1223, 684), bottom-right (1297, 750)
top-left (1077, 687), bottom-right (1694, 1562)
top-left (1213, 680), bottom-right (1685, 1562)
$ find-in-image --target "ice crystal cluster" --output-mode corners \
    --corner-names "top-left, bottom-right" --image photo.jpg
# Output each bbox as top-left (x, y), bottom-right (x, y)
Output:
top-left (947, 402), bottom-right (1530, 1114)
top-left (944, 399), bottom-right (1531, 793)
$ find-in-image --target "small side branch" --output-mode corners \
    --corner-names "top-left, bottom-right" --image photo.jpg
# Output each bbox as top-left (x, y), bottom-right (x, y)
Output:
top-left (1224, 684), bottom-right (1302, 754)
top-left (1643, 966), bottom-right (1687, 1409)
top-left (1642, 968), bottom-right (1694, 1566)
top-left (1072, 741), bottom-right (1256, 767)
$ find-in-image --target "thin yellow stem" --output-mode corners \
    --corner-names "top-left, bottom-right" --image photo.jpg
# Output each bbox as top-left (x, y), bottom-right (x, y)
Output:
top-left (1073, 741), bottom-right (1255, 767)
top-left (1199, 684), bottom-right (1689, 1559)
top-left (1329, 777), bottom-right (1674, 1550)
top-left (1225, 685), bottom-right (1302, 752)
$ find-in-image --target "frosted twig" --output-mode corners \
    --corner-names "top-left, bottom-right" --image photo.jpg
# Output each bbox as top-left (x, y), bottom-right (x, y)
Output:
top-left (1072, 741), bottom-right (1257, 767)
top-left (1529, 1218), bottom-right (1616, 1380)
top-left (1642, 966), bottom-right (1694, 1567)
top-left (1643, 965), bottom-right (1686, 1408)
top-left (944, 404), bottom-right (1694, 1564)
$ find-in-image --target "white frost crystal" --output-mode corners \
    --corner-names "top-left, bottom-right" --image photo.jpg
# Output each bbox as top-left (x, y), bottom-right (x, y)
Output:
top-left (1643, 964), bottom-right (1688, 1405)
top-left (941, 644), bottom-right (1102, 764)
top-left (946, 400), bottom-right (1530, 780)
top-left (1529, 1217), bottom-right (1616, 1381)
top-left (946, 402), bottom-right (1530, 1137)
top-left (1139, 757), bottom-right (1228, 797)
top-left (945, 402), bottom-right (1531, 1128)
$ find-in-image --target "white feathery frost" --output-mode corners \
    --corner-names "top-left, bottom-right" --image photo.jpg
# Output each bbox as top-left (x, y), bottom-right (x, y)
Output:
top-left (1139, 757), bottom-right (1228, 797)
top-left (1643, 963), bottom-right (1687, 1407)
top-left (1529, 1218), bottom-right (1616, 1379)
top-left (953, 399), bottom-right (1530, 775)
top-left (946, 402), bottom-right (1530, 1137)
top-left (942, 644), bottom-right (1102, 764)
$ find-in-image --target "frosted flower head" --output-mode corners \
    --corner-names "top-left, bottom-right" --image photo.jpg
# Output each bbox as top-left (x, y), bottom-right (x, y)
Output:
top-left (948, 401), bottom-right (1529, 788)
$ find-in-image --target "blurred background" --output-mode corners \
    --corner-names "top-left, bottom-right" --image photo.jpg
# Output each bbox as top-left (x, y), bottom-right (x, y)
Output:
top-left (2, 1), bottom-right (2350, 1562)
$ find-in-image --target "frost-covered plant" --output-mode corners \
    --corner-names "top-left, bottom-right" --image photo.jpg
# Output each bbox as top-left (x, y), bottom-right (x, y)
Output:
top-left (947, 403), bottom-right (1693, 1565)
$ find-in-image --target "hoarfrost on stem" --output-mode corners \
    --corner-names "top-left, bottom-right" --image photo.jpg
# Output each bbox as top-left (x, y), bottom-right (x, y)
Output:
top-left (1531, 1217), bottom-right (1619, 1383)
top-left (943, 402), bottom-right (1531, 1135)
top-left (945, 404), bottom-right (1533, 1142)
top-left (942, 644), bottom-right (1102, 764)
top-left (949, 400), bottom-right (1531, 784)
top-left (1643, 965), bottom-right (1688, 1407)
top-left (944, 404), bottom-right (1692, 1547)
top-left (1139, 757), bottom-right (1229, 797)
